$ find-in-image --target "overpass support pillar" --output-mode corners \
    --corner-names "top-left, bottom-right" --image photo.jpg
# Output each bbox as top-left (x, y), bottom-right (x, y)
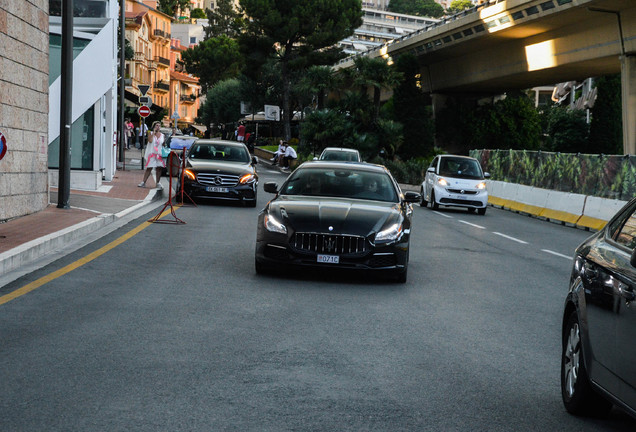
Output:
top-left (622, 55), bottom-right (636, 155)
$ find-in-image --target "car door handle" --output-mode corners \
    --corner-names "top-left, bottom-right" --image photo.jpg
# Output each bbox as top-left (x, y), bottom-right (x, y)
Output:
top-left (618, 283), bottom-right (636, 302)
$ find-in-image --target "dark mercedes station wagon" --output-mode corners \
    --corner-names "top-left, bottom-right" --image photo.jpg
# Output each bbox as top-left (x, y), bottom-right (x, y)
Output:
top-left (561, 197), bottom-right (636, 419)
top-left (254, 161), bottom-right (420, 282)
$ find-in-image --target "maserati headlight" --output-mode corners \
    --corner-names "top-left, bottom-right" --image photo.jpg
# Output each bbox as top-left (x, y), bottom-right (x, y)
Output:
top-left (239, 173), bottom-right (256, 184)
top-left (375, 221), bottom-right (403, 243)
top-left (264, 213), bottom-right (287, 234)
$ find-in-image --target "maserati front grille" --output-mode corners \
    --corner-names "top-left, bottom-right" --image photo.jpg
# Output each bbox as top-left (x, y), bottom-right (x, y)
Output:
top-left (291, 233), bottom-right (367, 255)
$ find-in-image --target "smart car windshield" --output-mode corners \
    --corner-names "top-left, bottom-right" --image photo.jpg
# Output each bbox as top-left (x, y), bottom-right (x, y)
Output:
top-left (438, 157), bottom-right (483, 179)
top-left (282, 167), bottom-right (398, 202)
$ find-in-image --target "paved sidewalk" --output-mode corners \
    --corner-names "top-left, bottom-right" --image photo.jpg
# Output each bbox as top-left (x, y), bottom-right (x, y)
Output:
top-left (0, 147), bottom-right (170, 287)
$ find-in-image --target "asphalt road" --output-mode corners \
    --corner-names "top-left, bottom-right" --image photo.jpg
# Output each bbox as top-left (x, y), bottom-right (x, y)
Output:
top-left (1, 164), bottom-right (635, 431)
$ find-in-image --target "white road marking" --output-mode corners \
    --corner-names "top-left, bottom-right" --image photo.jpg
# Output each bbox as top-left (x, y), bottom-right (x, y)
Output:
top-left (432, 211), bottom-right (453, 218)
top-left (459, 220), bottom-right (485, 229)
top-left (492, 232), bottom-right (528, 244)
top-left (541, 249), bottom-right (572, 260)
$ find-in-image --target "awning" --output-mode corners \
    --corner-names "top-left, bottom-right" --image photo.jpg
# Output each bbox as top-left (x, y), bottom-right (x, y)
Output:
top-left (191, 124), bottom-right (207, 133)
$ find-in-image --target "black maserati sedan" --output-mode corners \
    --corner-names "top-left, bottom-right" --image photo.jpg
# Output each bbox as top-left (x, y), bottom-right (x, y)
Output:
top-left (561, 197), bottom-right (636, 419)
top-left (177, 140), bottom-right (258, 207)
top-left (255, 161), bottom-right (421, 282)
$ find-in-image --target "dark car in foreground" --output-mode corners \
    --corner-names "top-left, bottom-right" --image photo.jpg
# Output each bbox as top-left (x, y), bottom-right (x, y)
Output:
top-left (177, 140), bottom-right (258, 207)
top-left (255, 161), bottom-right (420, 282)
top-left (561, 197), bottom-right (636, 419)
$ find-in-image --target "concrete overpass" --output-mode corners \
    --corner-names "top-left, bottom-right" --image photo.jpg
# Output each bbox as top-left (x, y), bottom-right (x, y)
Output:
top-left (336, 0), bottom-right (636, 154)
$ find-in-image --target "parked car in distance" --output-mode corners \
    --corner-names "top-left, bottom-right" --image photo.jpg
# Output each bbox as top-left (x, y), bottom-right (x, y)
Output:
top-left (255, 161), bottom-right (421, 282)
top-left (420, 154), bottom-right (489, 215)
top-left (162, 135), bottom-right (197, 176)
top-left (314, 147), bottom-right (362, 162)
top-left (561, 197), bottom-right (636, 420)
top-left (177, 140), bottom-right (258, 207)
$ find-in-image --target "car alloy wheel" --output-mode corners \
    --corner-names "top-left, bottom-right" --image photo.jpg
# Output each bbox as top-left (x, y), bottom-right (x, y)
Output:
top-left (561, 312), bottom-right (612, 416)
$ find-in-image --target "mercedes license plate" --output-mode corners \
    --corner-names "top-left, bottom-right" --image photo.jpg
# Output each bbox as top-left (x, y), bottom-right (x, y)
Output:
top-left (317, 254), bottom-right (339, 264)
top-left (206, 186), bottom-right (229, 193)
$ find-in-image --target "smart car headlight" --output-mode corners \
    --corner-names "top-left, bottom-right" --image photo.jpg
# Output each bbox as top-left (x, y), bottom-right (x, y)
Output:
top-left (264, 213), bottom-right (287, 234)
top-left (437, 177), bottom-right (449, 187)
top-left (476, 181), bottom-right (486, 190)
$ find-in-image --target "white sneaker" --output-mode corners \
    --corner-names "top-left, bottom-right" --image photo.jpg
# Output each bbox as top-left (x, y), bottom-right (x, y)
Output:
top-left (138, 182), bottom-right (145, 187)
top-left (156, 183), bottom-right (163, 191)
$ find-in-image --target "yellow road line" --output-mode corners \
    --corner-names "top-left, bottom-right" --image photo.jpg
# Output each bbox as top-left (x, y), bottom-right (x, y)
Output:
top-left (0, 207), bottom-right (178, 306)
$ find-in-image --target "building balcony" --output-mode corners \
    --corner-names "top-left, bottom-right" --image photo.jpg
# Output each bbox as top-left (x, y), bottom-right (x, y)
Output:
top-left (154, 56), bottom-right (170, 67)
top-left (147, 60), bottom-right (157, 71)
top-left (134, 52), bottom-right (145, 62)
top-left (154, 80), bottom-right (170, 92)
top-left (180, 94), bottom-right (197, 104)
top-left (154, 29), bottom-right (165, 38)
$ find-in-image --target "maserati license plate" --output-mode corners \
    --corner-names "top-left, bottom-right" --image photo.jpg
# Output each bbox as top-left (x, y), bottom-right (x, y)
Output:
top-left (317, 254), bottom-right (339, 264)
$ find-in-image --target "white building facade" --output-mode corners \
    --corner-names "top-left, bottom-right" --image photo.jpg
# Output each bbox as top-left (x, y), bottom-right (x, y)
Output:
top-left (48, 0), bottom-right (119, 190)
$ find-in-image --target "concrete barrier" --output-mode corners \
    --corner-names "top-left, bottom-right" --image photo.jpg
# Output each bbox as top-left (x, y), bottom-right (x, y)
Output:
top-left (578, 196), bottom-right (628, 230)
top-left (485, 181), bottom-right (628, 231)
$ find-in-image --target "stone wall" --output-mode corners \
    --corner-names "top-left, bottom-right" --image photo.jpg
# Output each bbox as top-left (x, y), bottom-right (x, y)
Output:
top-left (0, 0), bottom-right (49, 222)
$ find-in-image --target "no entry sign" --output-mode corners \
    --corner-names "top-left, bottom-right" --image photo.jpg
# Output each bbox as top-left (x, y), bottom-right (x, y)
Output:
top-left (0, 131), bottom-right (7, 161)
top-left (138, 106), bottom-right (151, 117)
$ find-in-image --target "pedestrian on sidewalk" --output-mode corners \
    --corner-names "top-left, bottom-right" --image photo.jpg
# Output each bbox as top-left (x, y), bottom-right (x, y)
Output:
top-left (125, 118), bottom-right (133, 149)
top-left (138, 121), bottom-right (165, 190)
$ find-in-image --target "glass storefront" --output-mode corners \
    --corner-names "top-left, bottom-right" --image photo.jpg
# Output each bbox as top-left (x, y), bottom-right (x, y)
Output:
top-left (48, 105), bottom-right (95, 170)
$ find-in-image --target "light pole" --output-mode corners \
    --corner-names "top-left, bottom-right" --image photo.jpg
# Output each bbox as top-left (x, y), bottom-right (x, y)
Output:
top-left (58, 0), bottom-right (73, 209)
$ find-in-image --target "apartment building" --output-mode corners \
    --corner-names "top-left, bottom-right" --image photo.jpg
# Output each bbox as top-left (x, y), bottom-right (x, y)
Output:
top-left (0, 1), bottom-right (49, 220)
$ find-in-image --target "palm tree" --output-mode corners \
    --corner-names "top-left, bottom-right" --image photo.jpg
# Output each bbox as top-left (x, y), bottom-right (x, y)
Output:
top-left (349, 57), bottom-right (403, 122)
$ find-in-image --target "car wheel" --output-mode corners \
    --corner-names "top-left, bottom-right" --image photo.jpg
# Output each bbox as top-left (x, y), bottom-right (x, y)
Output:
top-left (477, 207), bottom-right (487, 215)
top-left (419, 187), bottom-right (427, 207)
top-left (395, 267), bottom-right (407, 283)
top-left (246, 199), bottom-right (257, 208)
top-left (561, 312), bottom-right (612, 416)
top-left (430, 191), bottom-right (439, 210)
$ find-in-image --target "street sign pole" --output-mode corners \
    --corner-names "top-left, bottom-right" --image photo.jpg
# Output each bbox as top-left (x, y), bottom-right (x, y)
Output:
top-left (58, 0), bottom-right (73, 209)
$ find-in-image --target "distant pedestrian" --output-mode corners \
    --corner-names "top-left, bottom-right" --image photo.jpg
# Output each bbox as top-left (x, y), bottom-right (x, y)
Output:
top-left (138, 121), bottom-right (165, 190)
top-left (124, 118), bottom-right (133, 149)
top-left (221, 124), bottom-right (227, 140)
top-left (137, 122), bottom-right (148, 149)
top-left (279, 141), bottom-right (297, 171)
top-left (237, 122), bottom-right (246, 142)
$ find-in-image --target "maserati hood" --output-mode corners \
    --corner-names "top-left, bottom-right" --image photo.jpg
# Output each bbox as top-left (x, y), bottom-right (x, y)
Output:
top-left (269, 196), bottom-right (401, 237)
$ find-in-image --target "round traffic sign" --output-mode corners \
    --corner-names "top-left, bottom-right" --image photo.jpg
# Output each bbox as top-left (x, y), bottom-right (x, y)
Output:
top-left (0, 131), bottom-right (7, 162)
top-left (138, 106), bottom-right (151, 117)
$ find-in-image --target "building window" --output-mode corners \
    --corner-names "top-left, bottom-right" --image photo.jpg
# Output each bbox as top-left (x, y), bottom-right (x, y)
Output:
top-left (49, 33), bottom-right (91, 85)
top-left (190, 36), bottom-right (197, 44)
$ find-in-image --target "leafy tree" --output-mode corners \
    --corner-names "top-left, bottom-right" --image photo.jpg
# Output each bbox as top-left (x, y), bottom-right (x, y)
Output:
top-left (344, 56), bottom-right (402, 123)
top-left (299, 109), bottom-right (350, 157)
top-left (190, 8), bottom-right (206, 19)
top-left (157, 0), bottom-right (190, 17)
top-left (543, 106), bottom-right (589, 153)
top-left (204, 0), bottom-right (244, 39)
top-left (180, 34), bottom-right (243, 93)
top-left (387, 0), bottom-right (444, 18)
top-left (239, 0), bottom-right (363, 140)
top-left (391, 53), bottom-right (434, 159)
top-left (589, 74), bottom-right (623, 154)
top-left (448, 0), bottom-right (474, 13)
top-left (201, 78), bottom-right (243, 125)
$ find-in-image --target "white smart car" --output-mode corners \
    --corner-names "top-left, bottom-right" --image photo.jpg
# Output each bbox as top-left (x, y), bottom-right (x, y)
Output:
top-left (420, 154), bottom-right (489, 215)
